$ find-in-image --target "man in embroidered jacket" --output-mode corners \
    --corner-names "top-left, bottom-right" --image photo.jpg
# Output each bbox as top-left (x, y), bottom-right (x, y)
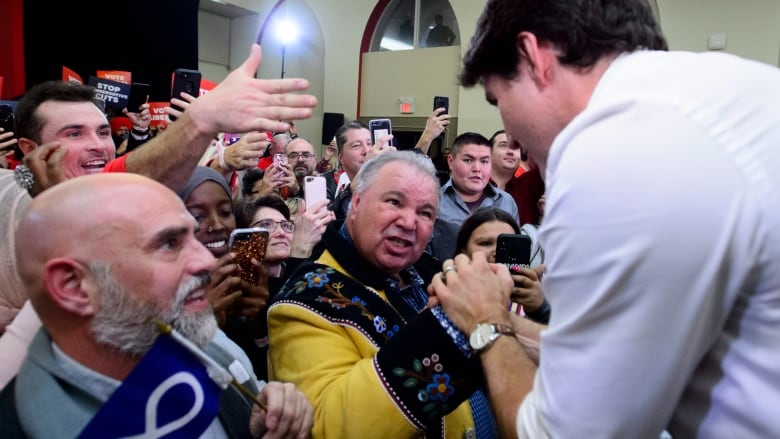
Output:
top-left (268, 151), bottom-right (498, 438)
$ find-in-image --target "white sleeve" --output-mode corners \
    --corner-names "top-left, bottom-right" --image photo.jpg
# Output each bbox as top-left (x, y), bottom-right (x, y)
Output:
top-left (0, 301), bottom-right (42, 390)
top-left (520, 102), bottom-right (755, 437)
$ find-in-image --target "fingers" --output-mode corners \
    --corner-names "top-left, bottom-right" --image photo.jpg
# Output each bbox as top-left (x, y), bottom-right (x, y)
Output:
top-left (239, 43), bottom-right (263, 77)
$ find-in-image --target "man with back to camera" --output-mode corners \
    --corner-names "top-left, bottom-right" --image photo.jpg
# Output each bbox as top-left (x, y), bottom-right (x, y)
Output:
top-left (0, 173), bottom-right (313, 437)
top-left (267, 151), bottom-right (499, 438)
top-left (429, 0), bottom-right (780, 437)
top-left (430, 131), bottom-right (519, 261)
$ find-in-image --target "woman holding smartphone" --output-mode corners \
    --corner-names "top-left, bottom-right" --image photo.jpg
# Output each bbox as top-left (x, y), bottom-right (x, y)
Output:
top-left (454, 207), bottom-right (549, 324)
top-left (178, 166), bottom-right (271, 378)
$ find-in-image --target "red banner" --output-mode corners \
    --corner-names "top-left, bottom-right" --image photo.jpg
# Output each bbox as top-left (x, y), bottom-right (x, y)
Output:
top-left (148, 101), bottom-right (169, 127)
top-left (62, 66), bottom-right (83, 84)
top-left (200, 78), bottom-right (217, 96)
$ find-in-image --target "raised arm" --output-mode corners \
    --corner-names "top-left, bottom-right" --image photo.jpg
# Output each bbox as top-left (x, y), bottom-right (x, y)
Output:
top-left (120, 44), bottom-right (316, 192)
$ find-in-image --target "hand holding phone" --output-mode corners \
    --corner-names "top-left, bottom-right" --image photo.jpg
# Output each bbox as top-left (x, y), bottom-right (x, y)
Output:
top-left (228, 227), bottom-right (269, 285)
top-left (433, 96), bottom-right (449, 115)
top-left (369, 118), bottom-right (393, 147)
top-left (304, 176), bottom-right (327, 211)
top-left (170, 68), bottom-right (202, 121)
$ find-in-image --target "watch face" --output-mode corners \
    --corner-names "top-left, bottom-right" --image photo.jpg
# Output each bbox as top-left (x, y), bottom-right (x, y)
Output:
top-left (469, 324), bottom-right (495, 351)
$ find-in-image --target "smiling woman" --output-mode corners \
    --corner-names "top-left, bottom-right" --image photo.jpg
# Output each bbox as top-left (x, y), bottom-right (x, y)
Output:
top-left (178, 166), bottom-right (272, 380)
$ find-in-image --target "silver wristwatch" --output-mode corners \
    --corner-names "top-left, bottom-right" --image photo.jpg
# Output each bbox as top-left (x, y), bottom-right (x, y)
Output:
top-left (469, 323), bottom-right (514, 354)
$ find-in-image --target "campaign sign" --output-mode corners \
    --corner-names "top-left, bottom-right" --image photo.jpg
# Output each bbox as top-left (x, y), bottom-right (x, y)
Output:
top-left (87, 76), bottom-right (131, 112)
top-left (62, 66), bottom-right (84, 84)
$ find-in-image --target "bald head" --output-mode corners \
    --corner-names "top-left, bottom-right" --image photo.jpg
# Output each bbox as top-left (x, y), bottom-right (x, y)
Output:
top-left (16, 173), bottom-right (193, 311)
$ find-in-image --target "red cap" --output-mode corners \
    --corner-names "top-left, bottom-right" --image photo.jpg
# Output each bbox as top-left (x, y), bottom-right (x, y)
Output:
top-left (109, 116), bottom-right (132, 134)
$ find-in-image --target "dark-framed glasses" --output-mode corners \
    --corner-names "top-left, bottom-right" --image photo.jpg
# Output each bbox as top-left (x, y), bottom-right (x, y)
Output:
top-left (251, 218), bottom-right (295, 233)
top-left (287, 152), bottom-right (316, 161)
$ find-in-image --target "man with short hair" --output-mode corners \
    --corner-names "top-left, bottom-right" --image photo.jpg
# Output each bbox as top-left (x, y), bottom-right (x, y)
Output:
top-left (489, 130), bottom-right (519, 190)
top-left (285, 137), bottom-right (317, 186)
top-left (431, 131), bottom-right (518, 260)
top-left (489, 129), bottom-right (545, 225)
top-left (431, 0), bottom-right (780, 437)
top-left (0, 173), bottom-right (313, 437)
top-left (268, 151), bottom-right (496, 438)
top-left (322, 120), bottom-right (393, 220)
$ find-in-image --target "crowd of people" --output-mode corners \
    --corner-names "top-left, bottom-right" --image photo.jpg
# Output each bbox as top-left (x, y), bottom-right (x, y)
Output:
top-left (1, 0), bottom-right (779, 437)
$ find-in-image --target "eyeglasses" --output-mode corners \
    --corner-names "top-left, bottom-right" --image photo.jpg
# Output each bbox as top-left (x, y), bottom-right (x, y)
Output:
top-left (287, 152), bottom-right (316, 161)
top-left (250, 218), bottom-right (295, 233)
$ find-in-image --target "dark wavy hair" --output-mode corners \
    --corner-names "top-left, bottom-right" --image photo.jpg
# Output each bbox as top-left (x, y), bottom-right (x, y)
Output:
top-left (460, 0), bottom-right (667, 86)
top-left (14, 80), bottom-right (103, 143)
top-left (455, 207), bottom-right (520, 256)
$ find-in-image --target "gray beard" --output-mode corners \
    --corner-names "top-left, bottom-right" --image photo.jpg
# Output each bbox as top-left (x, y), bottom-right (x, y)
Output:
top-left (89, 262), bottom-right (217, 357)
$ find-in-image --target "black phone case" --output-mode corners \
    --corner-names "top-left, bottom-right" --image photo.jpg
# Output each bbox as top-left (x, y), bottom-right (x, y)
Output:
top-left (433, 96), bottom-right (449, 115)
top-left (495, 233), bottom-right (532, 271)
top-left (170, 69), bottom-right (202, 121)
top-left (127, 83), bottom-right (150, 112)
top-left (0, 105), bottom-right (14, 133)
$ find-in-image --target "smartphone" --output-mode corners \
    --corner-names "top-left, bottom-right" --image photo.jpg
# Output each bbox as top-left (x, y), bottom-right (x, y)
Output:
top-left (369, 118), bottom-right (393, 146)
top-left (228, 227), bottom-right (269, 285)
top-left (0, 105), bottom-right (14, 134)
top-left (127, 82), bottom-right (151, 113)
top-left (495, 233), bottom-right (532, 272)
top-left (304, 175), bottom-right (327, 211)
top-left (273, 153), bottom-right (288, 168)
top-left (433, 96), bottom-right (449, 115)
top-left (169, 68), bottom-right (202, 121)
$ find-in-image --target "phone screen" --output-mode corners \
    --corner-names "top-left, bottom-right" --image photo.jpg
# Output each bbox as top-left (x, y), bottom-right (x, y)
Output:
top-left (228, 228), bottom-right (269, 285)
top-left (495, 233), bottom-right (532, 272)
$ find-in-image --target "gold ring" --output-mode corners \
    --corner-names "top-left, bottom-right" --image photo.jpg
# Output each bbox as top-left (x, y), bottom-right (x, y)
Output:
top-left (442, 265), bottom-right (457, 274)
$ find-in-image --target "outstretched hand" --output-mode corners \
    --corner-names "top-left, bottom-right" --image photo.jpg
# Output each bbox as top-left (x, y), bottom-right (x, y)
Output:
top-left (189, 44), bottom-right (317, 136)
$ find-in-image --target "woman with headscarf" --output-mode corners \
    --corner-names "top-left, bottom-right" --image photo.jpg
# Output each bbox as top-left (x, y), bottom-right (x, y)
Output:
top-left (178, 166), bottom-right (271, 379)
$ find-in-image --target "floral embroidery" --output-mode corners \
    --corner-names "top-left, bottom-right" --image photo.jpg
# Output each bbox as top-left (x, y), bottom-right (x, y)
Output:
top-left (426, 373), bottom-right (454, 401)
top-left (293, 267), bottom-right (335, 293)
top-left (293, 267), bottom-right (401, 341)
top-left (374, 316), bottom-right (386, 333)
top-left (392, 354), bottom-right (461, 421)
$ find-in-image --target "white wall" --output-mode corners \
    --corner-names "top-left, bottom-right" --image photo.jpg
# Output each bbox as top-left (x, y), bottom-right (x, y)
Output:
top-left (658, 0), bottom-right (780, 66)
top-left (197, 1), bottom-right (326, 150)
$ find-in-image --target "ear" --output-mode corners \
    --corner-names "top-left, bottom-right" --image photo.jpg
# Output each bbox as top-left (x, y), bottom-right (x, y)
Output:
top-left (516, 31), bottom-right (557, 87)
top-left (447, 153), bottom-right (454, 171)
top-left (17, 138), bottom-right (38, 156)
top-left (43, 258), bottom-right (98, 317)
top-left (348, 190), bottom-right (361, 222)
